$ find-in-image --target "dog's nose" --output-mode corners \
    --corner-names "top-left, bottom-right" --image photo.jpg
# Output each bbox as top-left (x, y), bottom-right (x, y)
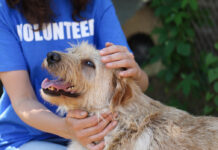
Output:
top-left (47, 52), bottom-right (61, 65)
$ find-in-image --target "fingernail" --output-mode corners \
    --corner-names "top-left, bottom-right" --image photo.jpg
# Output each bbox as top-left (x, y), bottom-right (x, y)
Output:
top-left (112, 121), bottom-right (118, 126)
top-left (100, 50), bottom-right (105, 54)
top-left (101, 57), bottom-right (107, 62)
top-left (80, 112), bottom-right (87, 116)
top-left (119, 72), bottom-right (125, 76)
top-left (106, 63), bottom-right (112, 67)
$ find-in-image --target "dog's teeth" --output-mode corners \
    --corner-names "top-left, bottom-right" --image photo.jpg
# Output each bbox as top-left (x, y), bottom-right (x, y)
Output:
top-left (67, 86), bottom-right (74, 90)
top-left (48, 87), bottom-right (55, 91)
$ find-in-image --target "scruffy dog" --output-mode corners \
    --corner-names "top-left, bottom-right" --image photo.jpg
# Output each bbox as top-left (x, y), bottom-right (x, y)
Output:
top-left (41, 42), bottom-right (218, 150)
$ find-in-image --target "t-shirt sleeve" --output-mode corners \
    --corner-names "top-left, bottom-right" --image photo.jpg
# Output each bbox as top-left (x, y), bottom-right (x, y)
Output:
top-left (95, 0), bottom-right (131, 51)
top-left (0, 9), bottom-right (27, 72)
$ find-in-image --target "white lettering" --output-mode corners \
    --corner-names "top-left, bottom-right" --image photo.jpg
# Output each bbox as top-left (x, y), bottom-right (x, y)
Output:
top-left (33, 24), bottom-right (43, 41)
top-left (72, 22), bottom-right (81, 39)
top-left (17, 19), bottom-right (95, 42)
top-left (16, 24), bottom-right (23, 41)
top-left (89, 19), bottom-right (94, 36)
top-left (80, 20), bottom-right (89, 37)
top-left (53, 22), bottom-right (64, 40)
top-left (42, 23), bottom-right (52, 41)
top-left (23, 24), bottom-right (34, 42)
top-left (64, 22), bottom-right (72, 39)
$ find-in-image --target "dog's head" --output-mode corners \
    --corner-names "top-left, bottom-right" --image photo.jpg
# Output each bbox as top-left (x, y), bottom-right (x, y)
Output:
top-left (41, 42), bottom-right (135, 112)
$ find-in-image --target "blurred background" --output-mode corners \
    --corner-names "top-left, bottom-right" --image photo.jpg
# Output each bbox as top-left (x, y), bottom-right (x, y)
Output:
top-left (0, 0), bottom-right (217, 116)
top-left (112, 0), bottom-right (218, 116)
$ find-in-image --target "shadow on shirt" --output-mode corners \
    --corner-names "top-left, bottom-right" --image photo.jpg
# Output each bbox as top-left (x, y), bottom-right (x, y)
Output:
top-left (0, 81), bottom-right (2, 97)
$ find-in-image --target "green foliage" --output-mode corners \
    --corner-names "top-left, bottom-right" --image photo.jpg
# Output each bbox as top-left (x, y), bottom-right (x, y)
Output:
top-left (150, 0), bottom-right (218, 115)
top-left (203, 105), bottom-right (214, 115)
top-left (215, 43), bottom-right (218, 50)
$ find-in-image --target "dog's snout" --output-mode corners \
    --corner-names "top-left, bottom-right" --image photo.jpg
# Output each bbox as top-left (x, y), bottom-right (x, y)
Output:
top-left (47, 52), bottom-right (61, 65)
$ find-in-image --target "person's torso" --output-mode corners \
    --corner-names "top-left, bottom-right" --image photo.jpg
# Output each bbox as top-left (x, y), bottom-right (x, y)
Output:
top-left (0, 0), bottom-right (112, 148)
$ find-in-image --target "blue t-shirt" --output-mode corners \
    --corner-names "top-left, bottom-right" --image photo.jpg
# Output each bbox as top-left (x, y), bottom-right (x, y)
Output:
top-left (0, 0), bottom-right (130, 149)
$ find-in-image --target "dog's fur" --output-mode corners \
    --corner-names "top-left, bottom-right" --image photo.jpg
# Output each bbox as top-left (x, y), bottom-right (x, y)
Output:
top-left (41, 42), bottom-right (218, 150)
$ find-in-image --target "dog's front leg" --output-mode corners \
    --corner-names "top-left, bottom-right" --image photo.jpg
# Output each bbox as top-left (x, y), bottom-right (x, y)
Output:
top-left (67, 141), bottom-right (87, 150)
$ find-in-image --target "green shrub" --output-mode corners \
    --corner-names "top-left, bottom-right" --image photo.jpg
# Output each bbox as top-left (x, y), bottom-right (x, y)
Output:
top-left (150, 0), bottom-right (218, 115)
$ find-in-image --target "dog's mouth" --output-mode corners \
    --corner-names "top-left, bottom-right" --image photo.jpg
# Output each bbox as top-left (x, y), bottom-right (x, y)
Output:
top-left (41, 78), bottom-right (80, 97)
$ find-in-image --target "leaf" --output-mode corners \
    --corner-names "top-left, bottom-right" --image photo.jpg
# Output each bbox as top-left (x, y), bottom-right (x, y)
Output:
top-left (165, 71), bottom-right (174, 83)
top-left (214, 96), bottom-right (218, 106)
top-left (158, 69), bottom-right (174, 83)
top-left (186, 28), bottom-right (195, 38)
top-left (165, 14), bottom-right (175, 24)
top-left (177, 43), bottom-right (191, 56)
top-left (177, 74), bottom-right (199, 96)
top-left (174, 12), bottom-right (188, 26)
top-left (208, 67), bottom-right (218, 83)
top-left (189, 0), bottom-right (198, 11)
top-left (155, 7), bottom-right (170, 17)
top-left (215, 43), bottom-right (218, 50)
top-left (174, 14), bottom-right (182, 26)
top-left (151, 0), bottom-right (161, 7)
top-left (177, 78), bottom-right (190, 96)
top-left (205, 92), bottom-right (214, 102)
top-left (164, 41), bottom-right (176, 57)
top-left (203, 105), bottom-right (214, 115)
top-left (181, 0), bottom-right (188, 8)
top-left (205, 53), bottom-right (218, 66)
top-left (214, 82), bottom-right (218, 93)
top-left (158, 34), bottom-right (167, 44)
top-left (169, 28), bottom-right (178, 37)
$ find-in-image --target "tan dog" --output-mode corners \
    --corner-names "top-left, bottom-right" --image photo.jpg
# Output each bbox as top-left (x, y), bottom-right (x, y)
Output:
top-left (41, 42), bottom-right (218, 150)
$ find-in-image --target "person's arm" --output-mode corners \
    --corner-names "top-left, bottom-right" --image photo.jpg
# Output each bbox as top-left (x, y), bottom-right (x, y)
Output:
top-left (0, 70), bottom-right (117, 150)
top-left (0, 70), bottom-right (70, 138)
top-left (134, 67), bottom-right (149, 92)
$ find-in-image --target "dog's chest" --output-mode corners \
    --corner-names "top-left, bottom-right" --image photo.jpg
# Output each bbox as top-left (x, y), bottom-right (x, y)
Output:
top-left (104, 126), bottom-right (153, 150)
top-left (133, 129), bottom-right (152, 150)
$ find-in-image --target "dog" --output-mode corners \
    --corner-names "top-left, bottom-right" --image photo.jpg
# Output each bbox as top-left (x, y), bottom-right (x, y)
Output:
top-left (41, 42), bottom-right (218, 150)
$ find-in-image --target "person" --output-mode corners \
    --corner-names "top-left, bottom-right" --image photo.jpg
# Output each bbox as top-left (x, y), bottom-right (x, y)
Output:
top-left (0, 0), bottom-right (149, 149)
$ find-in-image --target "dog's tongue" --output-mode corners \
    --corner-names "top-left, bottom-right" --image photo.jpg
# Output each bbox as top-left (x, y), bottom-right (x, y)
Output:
top-left (41, 78), bottom-right (71, 91)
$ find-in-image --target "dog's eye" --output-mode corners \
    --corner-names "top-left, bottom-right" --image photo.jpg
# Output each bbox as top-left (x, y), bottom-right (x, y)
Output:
top-left (84, 60), bottom-right (95, 68)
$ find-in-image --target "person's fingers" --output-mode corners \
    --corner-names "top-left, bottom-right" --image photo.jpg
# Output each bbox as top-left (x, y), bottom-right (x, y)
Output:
top-left (105, 42), bottom-right (113, 47)
top-left (129, 52), bottom-right (135, 59)
top-left (100, 45), bottom-right (127, 56)
top-left (66, 112), bottom-right (111, 131)
top-left (67, 109), bottom-right (88, 119)
top-left (101, 52), bottom-right (132, 63)
top-left (103, 45), bottom-right (134, 60)
top-left (89, 121), bottom-right (118, 142)
top-left (79, 113), bottom-right (111, 129)
top-left (82, 114), bottom-right (113, 137)
top-left (87, 141), bottom-right (105, 150)
top-left (119, 68), bottom-right (138, 78)
top-left (105, 59), bottom-right (133, 69)
top-left (72, 115), bottom-right (113, 146)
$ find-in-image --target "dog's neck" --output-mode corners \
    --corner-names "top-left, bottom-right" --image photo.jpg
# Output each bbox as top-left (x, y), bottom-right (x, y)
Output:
top-left (85, 81), bottom-right (163, 124)
top-left (114, 80), bottom-right (162, 116)
top-left (116, 92), bottom-right (161, 124)
top-left (59, 80), bottom-right (164, 123)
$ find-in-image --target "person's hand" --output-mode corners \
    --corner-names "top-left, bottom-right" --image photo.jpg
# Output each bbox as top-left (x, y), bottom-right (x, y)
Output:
top-left (64, 109), bottom-right (117, 150)
top-left (100, 42), bottom-right (142, 80)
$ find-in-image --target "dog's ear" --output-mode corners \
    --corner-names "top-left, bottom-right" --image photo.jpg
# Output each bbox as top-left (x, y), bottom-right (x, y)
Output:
top-left (110, 73), bottom-right (133, 111)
